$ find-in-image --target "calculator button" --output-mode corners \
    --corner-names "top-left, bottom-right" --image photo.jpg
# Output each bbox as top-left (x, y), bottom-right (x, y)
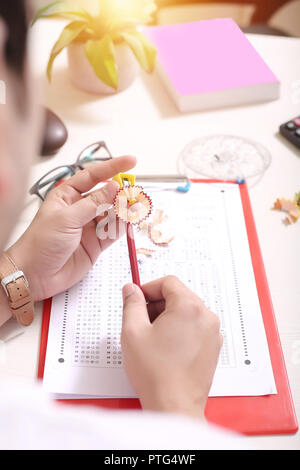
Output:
top-left (286, 122), bottom-right (296, 130)
top-left (293, 117), bottom-right (300, 127)
top-left (295, 129), bottom-right (300, 137)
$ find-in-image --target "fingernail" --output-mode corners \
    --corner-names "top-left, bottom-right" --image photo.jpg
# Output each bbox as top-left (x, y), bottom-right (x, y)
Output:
top-left (122, 284), bottom-right (137, 300)
top-left (102, 180), bottom-right (120, 202)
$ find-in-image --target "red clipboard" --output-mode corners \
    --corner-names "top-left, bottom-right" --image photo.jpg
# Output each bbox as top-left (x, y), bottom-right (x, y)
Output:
top-left (37, 180), bottom-right (298, 436)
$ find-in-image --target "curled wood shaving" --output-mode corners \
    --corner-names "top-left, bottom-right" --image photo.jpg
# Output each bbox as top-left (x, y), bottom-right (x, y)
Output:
top-left (149, 226), bottom-right (175, 246)
top-left (114, 186), bottom-right (152, 224)
top-left (137, 209), bottom-right (175, 246)
top-left (272, 197), bottom-right (300, 225)
top-left (148, 209), bottom-right (175, 246)
top-left (153, 209), bottom-right (168, 225)
top-left (136, 248), bottom-right (155, 257)
top-left (138, 221), bottom-right (148, 232)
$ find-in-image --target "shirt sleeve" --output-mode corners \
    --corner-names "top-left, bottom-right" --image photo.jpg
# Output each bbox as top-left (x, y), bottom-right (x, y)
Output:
top-left (0, 380), bottom-right (251, 450)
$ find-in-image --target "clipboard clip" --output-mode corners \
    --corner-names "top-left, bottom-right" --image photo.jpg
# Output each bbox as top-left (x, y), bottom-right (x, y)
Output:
top-left (134, 175), bottom-right (191, 193)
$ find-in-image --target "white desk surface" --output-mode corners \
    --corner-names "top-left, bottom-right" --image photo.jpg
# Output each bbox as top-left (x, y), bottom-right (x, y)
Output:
top-left (1, 20), bottom-right (300, 449)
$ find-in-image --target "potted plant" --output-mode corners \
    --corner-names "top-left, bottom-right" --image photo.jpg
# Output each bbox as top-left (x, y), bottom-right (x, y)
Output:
top-left (33, 0), bottom-right (157, 94)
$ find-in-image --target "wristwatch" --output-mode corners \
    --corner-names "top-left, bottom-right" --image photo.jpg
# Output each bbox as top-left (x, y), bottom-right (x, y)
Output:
top-left (0, 253), bottom-right (34, 326)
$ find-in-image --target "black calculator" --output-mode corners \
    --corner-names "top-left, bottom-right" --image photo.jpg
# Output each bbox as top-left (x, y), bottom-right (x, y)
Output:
top-left (279, 116), bottom-right (300, 149)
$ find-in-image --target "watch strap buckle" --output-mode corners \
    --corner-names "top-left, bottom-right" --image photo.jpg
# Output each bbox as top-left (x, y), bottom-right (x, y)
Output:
top-left (1, 271), bottom-right (29, 297)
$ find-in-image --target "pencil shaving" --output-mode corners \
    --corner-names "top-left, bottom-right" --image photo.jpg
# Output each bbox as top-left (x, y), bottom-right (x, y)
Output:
top-left (138, 221), bottom-right (148, 232)
top-left (148, 209), bottom-right (175, 246)
top-left (138, 209), bottom-right (175, 246)
top-left (272, 197), bottom-right (300, 225)
top-left (114, 186), bottom-right (152, 224)
top-left (153, 209), bottom-right (168, 225)
top-left (136, 248), bottom-right (155, 257)
top-left (149, 226), bottom-right (175, 246)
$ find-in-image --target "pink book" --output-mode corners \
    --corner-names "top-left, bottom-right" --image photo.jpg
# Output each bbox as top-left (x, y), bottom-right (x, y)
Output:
top-left (144, 18), bottom-right (280, 112)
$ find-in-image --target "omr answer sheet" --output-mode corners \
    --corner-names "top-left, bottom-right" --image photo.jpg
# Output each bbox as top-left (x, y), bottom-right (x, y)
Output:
top-left (43, 182), bottom-right (277, 398)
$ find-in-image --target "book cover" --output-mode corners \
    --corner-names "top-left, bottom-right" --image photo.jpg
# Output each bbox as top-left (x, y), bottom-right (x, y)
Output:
top-left (144, 18), bottom-right (280, 112)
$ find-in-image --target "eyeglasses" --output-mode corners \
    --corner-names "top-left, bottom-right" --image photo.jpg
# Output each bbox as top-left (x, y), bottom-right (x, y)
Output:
top-left (29, 141), bottom-right (113, 201)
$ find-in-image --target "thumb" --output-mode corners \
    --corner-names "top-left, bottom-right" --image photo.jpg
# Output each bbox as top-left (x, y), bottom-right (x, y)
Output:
top-left (64, 180), bottom-right (119, 228)
top-left (122, 284), bottom-right (150, 332)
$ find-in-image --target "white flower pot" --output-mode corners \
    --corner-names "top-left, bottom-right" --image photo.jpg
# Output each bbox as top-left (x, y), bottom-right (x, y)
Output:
top-left (67, 42), bottom-right (139, 95)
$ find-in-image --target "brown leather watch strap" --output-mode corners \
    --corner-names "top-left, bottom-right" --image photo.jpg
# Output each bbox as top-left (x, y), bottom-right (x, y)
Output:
top-left (0, 253), bottom-right (34, 326)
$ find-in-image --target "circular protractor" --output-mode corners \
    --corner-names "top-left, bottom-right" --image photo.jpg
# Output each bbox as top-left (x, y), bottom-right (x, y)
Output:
top-left (177, 135), bottom-right (272, 181)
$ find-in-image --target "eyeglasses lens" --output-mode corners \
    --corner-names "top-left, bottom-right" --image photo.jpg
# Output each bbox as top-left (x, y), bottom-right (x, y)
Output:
top-left (78, 143), bottom-right (112, 169)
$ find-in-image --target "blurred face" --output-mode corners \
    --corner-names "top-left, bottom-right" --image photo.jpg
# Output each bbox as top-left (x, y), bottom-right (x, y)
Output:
top-left (0, 16), bottom-right (42, 249)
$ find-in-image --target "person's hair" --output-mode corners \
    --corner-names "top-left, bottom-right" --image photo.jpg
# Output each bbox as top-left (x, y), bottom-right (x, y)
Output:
top-left (0, 1), bottom-right (28, 78)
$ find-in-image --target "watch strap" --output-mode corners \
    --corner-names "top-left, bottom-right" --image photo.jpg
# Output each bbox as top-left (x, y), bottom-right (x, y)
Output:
top-left (0, 253), bottom-right (34, 326)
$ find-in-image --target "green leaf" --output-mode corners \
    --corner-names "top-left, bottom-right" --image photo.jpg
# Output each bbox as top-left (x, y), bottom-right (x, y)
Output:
top-left (32, 1), bottom-right (91, 25)
top-left (32, 0), bottom-right (62, 23)
top-left (120, 30), bottom-right (156, 73)
top-left (85, 36), bottom-right (118, 90)
top-left (46, 20), bottom-right (88, 81)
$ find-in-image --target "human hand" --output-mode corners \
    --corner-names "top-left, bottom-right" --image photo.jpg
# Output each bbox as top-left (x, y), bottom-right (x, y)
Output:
top-left (121, 276), bottom-right (223, 420)
top-left (8, 156), bottom-right (136, 301)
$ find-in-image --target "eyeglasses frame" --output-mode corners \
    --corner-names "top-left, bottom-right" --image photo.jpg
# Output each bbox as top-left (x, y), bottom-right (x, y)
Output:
top-left (29, 141), bottom-right (113, 201)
